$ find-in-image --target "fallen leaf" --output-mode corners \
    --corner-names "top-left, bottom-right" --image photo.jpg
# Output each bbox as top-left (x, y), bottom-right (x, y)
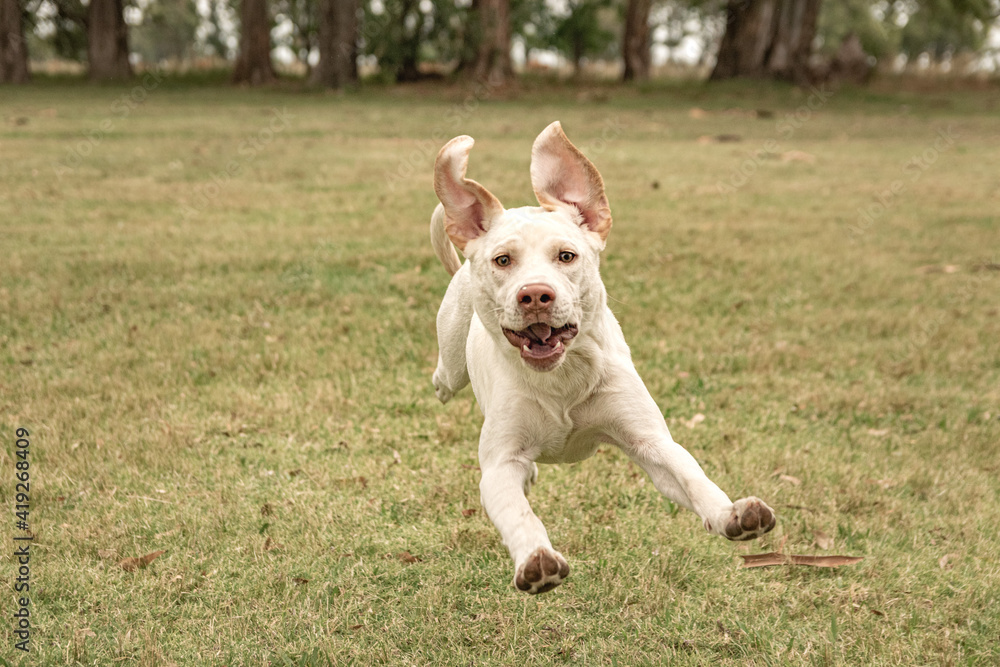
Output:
top-left (349, 624), bottom-right (363, 630)
top-left (335, 476), bottom-right (368, 489)
top-left (264, 536), bottom-right (283, 552)
top-left (397, 551), bottom-right (422, 564)
top-left (716, 621), bottom-right (742, 637)
top-left (461, 509), bottom-right (477, 517)
top-left (938, 553), bottom-right (959, 569)
top-left (780, 150), bottom-right (816, 163)
top-left (288, 469), bottom-right (302, 477)
top-left (779, 474), bottom-right (802, 486)
top-left (261, 503), bottom-right (273, 516)
top-left (813, 530), bottom-right (834, 551)
top-left (683, 413), bottom-right (706, 429)
top-left (870, 609), bottom-right (884, 617)
top-left (119, 550), bottom-right (165, 572)
top-left (293, 577), bottom-right (310, 585)
top-left (739, 552), bottom-right (863, 569)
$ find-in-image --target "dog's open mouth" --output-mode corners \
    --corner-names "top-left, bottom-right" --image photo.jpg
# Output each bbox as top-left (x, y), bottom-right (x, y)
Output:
top-left (502, 323), bottom-right (579, 368)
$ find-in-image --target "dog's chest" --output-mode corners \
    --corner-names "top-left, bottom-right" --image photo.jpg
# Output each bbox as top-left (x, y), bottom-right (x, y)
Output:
top-left (534, 423), bottom-right (605, 464)
top-left (526, 395), bottom-right (611, 464)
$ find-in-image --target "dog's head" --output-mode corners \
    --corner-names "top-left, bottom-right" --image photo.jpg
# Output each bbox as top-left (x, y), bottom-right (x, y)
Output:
top-left (434, 121), bottom-right (612, 372)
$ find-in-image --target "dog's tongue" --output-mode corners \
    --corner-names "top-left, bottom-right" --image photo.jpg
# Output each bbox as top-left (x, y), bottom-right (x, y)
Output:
top-left (527, 323), bottom-right (552, 342)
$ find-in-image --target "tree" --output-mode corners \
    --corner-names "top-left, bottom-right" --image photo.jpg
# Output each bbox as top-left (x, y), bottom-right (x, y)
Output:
top-left (232, 0), bottom-right (276, 84)
top-left (204, 0), bottom-right (235, 58)
top-left (888, 0), bottom-right (997, 61)
top-left (552, 0), bottom-right (616, 76)
top-left (622, 0), bottom-right (651, 80)
top-left (710, 0), bottom-right (823, 84)
top-left (132, 0), bottom-right (200, 64)
top-left (87, 0), bottom-right (134, 80)
top-left (274, 0), bottom-right (319, 73)
top-left (311, 0), bottom-right (357, 87)
top-left (463, 0), bottom-right (513, 83)
top-left (1, 0), bottom-right (30, 82)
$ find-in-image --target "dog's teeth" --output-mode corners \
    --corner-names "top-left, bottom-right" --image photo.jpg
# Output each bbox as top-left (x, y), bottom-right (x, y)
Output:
top-left (523, 345), bottom-right (530, 352)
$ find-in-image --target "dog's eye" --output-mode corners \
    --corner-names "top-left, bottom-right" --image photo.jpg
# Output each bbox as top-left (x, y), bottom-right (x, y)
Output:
top-left (494, 255), bottom-right (511, 267)
top-left (558, 251), bottom-right (576, 264)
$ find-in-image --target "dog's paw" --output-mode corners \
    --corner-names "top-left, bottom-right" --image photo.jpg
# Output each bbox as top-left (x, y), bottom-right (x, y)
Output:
top-left (432, 370), bottom-right (454, 404)
top-left (709, 497), bottom-right (776, 542)
top-left (514, 547), bottom-right (569, 595)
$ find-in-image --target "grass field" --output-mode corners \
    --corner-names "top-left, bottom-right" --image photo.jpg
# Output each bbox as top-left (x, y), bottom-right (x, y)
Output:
top-left (2, 76), bottom-right (1000, 665)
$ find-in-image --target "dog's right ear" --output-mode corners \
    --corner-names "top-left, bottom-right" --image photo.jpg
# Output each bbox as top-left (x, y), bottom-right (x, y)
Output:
top-left (434, 136), bottom-right (503, 252)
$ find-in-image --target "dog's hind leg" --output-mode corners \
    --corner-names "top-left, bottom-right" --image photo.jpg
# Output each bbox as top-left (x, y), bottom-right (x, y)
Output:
top-left (433, 262), bottom-right (473, 403)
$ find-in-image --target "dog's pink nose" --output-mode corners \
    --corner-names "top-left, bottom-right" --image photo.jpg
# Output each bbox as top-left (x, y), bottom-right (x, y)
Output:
top-left (518, 283), bottom-right (556, 311)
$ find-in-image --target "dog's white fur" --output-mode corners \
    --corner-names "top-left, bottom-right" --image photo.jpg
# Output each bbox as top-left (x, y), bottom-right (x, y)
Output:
top-left (430, 122), bottom-right (775, 594)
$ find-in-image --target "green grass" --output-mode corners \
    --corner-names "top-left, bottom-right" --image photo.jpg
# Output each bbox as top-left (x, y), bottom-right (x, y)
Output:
top-left (2, 77), bottom-right (999, 665)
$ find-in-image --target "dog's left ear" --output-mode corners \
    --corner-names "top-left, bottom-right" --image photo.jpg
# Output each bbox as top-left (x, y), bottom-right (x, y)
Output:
top-left (530, 121), bottom-right (612, 244)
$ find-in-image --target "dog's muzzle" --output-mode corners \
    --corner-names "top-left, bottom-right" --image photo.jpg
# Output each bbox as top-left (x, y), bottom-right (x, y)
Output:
top-left (502, 322), bottom-right (578, 370)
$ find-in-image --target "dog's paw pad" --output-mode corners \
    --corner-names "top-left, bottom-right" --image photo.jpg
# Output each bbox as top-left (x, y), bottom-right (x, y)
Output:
top-left (514, 547), bottom-right (569, 595)
top-left (722, 497), bottom-right (776, 541)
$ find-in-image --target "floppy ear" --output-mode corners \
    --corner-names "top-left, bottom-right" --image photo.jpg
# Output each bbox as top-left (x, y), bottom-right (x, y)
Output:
top-left (530, 121), bottom-right (612, 243)
top-left (434, 135), bottom-right (504, 251)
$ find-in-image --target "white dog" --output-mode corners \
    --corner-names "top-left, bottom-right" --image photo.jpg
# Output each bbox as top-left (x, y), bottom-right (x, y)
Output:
top-left (430, 121), bottom-right (775, 594)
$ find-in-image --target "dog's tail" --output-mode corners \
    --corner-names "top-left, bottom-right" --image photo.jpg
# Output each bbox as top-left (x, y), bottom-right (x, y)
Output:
top-left (430, 203), bottom-right (462, 276)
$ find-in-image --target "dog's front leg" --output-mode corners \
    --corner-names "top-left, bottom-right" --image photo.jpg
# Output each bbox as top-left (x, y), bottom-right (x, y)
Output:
top-left (625, 431), bottom-right (776, 541)
top-left (478, 425), bottom-right (568, 594)
top-left (608, 383), bottom-right (776, 541)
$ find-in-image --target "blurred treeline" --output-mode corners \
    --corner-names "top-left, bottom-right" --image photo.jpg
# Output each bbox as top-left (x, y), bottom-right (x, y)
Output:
top-left (1, 0), bottom-right (997, 85)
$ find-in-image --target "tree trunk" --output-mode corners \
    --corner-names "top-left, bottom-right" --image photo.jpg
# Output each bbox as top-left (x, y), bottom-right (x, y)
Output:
top-left (765, 0), bottom-right (820, 82)
top-left (622, 0), bottom-right (651, 81)
top-left (310, 0), bottom-right (357, 88)
top-left (710, 0), bottom-right (821, 85)
top-left (571, 36), bottom-right (584, 78)
top-left (464, 0), bottom-right (513, 84)
top-left (395, 0), bottom-right (422, 82)
top-left (233, 0), bottom-right (276, 85)
top-left (0, 0), bottom-right (30, 83)
top-left (87, 0), bottom-right (133, 80)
